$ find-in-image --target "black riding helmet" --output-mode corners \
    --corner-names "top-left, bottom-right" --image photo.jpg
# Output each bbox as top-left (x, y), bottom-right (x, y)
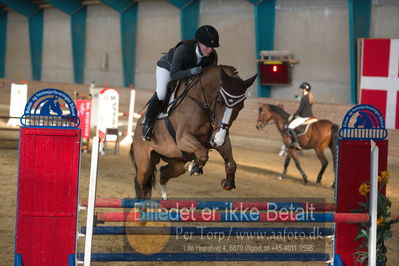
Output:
top-left (195, 25), bottom-right (219, 48)
top-left (299, 82), bottom-right (311, 91)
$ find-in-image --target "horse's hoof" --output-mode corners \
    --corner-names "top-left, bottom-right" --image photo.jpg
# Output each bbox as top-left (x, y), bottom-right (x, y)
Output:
top-left (277, 176), bottom-right (283, 180)
top-left (303, 180), bottom-right (308, 185)
top-left (222, 184), bottom-right (234, 191)
top-left (189, 163), bottom-right (203, 176)
top-left (221, 179), bottom-right (236, 190)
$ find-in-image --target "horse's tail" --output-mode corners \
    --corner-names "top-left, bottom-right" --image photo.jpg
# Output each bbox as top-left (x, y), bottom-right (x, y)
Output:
top-left (129, 142), bottom-right (135, 164)
top-left (134, 163), bottom-right (157, 199)
top-left (130, 141), bottom-right (157, 199)
top-left (329, 124), bottom-right (339, 173)
top-left (129, 142), bottom-right (138, 193)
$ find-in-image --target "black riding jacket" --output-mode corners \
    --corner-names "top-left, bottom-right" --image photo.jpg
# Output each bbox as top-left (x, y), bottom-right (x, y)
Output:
top-left (157, 39), bottom-right (218, 81)
top-left (294, 94), bottom-right (314, 117)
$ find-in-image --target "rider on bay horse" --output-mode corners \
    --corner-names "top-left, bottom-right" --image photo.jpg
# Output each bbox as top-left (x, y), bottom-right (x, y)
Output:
top-left (142, 25), bottom-right (220, 141)
top-left (287, 82), bottom-right (315, 149)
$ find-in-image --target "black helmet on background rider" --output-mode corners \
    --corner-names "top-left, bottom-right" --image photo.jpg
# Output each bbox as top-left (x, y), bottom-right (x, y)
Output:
top-left (195, 25), bottom-right (219, 48)
top-left (299, 82), bottom-right (311, 91)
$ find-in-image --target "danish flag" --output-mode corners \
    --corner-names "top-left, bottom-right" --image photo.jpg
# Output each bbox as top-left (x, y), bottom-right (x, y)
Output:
top-left (360, 38), bottom-right (399, 129)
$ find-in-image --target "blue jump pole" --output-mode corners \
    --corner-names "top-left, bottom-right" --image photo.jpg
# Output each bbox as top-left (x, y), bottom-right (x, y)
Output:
top-left (78, 252), bottom-right (330, 262)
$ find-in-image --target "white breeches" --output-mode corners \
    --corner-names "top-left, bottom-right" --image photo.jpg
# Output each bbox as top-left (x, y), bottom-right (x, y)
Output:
top-left (155, 66), bottom-right (171, 100)
top-left (288, 117), bottom-right (308, 129)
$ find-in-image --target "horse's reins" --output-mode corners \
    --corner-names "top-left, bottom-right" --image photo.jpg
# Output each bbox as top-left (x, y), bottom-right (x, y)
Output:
top-left (167, 77), bottom-right (199, 112)
top-left (137, 77), bottom-right (199, 115)
top-left (257, 118), bottom-right (276, 126)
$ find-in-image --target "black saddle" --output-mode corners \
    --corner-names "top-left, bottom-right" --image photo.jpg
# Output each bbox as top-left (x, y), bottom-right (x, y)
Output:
top-left (158, 80), bottom-right (182, 116)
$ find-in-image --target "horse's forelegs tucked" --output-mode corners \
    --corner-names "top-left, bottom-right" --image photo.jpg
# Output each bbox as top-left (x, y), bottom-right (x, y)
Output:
top-left (289, 149), bottom-right (308, 185)
top-left (216, 135), bottom-right (236, 190)
top-left (279, 155), bottom-right (291, 180)
top-left (315, 149), bottom-right (328, 184)
top-left (177, 133), bottom-right (209, 169)
top-left (160, 159), bottom-right (186, 200)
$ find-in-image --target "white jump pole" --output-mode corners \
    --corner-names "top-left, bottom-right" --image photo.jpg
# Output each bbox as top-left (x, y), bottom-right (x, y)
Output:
top-left (368, 140), bottom-right (378, 266)
top-left (120, 89), bottom-right (136, 146)
top-left (82, 136), bottom-right (100, 266)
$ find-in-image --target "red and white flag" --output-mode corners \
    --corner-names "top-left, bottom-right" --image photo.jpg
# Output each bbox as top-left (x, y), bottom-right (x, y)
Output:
top-left (76, 99), bottom-right (92, 139)
top-left (360, 38), bottom-right (399, 129)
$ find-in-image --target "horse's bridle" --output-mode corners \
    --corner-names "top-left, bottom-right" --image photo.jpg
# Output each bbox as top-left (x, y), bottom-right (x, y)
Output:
top-left (187, 76), bottom-right (230, 132)
top-left (256, 107), bottom-right (275, 129)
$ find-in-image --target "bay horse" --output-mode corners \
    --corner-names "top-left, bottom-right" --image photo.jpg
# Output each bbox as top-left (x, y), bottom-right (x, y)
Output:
top-left (130, 66), bottom-right (257, 199)
top-left (256, 104), bottom-right (338, 187)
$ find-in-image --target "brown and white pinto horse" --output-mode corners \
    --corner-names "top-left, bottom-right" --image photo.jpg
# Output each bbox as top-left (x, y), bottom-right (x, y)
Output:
top-left (256, 104), bottom-right (339, 187)
top-left (130, 66), bottom-right (257, 199)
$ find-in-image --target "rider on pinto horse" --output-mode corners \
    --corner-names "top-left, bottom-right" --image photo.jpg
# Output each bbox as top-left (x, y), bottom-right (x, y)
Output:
top-left (142, 25), bottom-right (220, 141)
top-left (287, 82), bottom-right (315, 149)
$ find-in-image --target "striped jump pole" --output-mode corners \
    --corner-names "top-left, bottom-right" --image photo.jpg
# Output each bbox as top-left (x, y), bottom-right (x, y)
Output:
top-left (95, 211), bottom-right (369, 223)
top-left (81, 198), bottom-right (337, 211)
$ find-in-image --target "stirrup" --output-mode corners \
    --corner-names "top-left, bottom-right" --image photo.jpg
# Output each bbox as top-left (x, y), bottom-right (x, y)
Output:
top-left (289, 142), bottom-right (301, 150)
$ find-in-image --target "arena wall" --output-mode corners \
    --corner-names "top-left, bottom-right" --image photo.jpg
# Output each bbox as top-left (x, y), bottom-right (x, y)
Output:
top-left (0, 78), bottom-right (398, 158)
top-left (3, 0), bottom-right (399, 104)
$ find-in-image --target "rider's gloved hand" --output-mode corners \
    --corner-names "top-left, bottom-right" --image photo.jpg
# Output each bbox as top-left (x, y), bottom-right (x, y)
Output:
top-left (190, 66), bottom-right (202, 76)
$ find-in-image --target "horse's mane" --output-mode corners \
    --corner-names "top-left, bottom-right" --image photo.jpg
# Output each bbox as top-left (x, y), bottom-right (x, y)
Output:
top-left (268, 104), bottom-right (290, 121)
top-left (203, 65), bottom-right (240, 78)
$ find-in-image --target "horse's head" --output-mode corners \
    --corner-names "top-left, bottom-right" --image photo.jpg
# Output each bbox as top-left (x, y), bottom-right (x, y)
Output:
top-left (256, 104), bottom-right (273, 130)
top-left (354, 111), bottom-right (374, 128)
top-left (256, 104), bottom-right (289, 131)
top-left (51, 100), bottom-right (63, 116)
top-left (354, 114), bottom-right (363, 128)
top-left (209, 67), bottom-right (257, 148)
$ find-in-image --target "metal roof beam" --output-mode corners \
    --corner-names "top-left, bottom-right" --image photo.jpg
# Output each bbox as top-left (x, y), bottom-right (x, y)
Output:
top-left (44, 0), bottom-right (82, 15)
top-left (28, 9), bottom-right (43, 81)
top-left (0, 11), bottom-right (6, 78)
top-left (98, 0), bottom-right (135, 13)
top-left (247, 0), bottom-right (276, 97)
top-left (0, 0), bottom-right (40, 17)
top-left (166, 0), bottom-right (188, 9)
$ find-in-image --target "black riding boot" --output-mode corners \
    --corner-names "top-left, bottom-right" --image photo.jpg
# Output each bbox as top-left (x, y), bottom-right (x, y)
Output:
top-left (287, 128), bottom-right (301, 149)
top-left (142, 93), bottom-right (163, 141)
